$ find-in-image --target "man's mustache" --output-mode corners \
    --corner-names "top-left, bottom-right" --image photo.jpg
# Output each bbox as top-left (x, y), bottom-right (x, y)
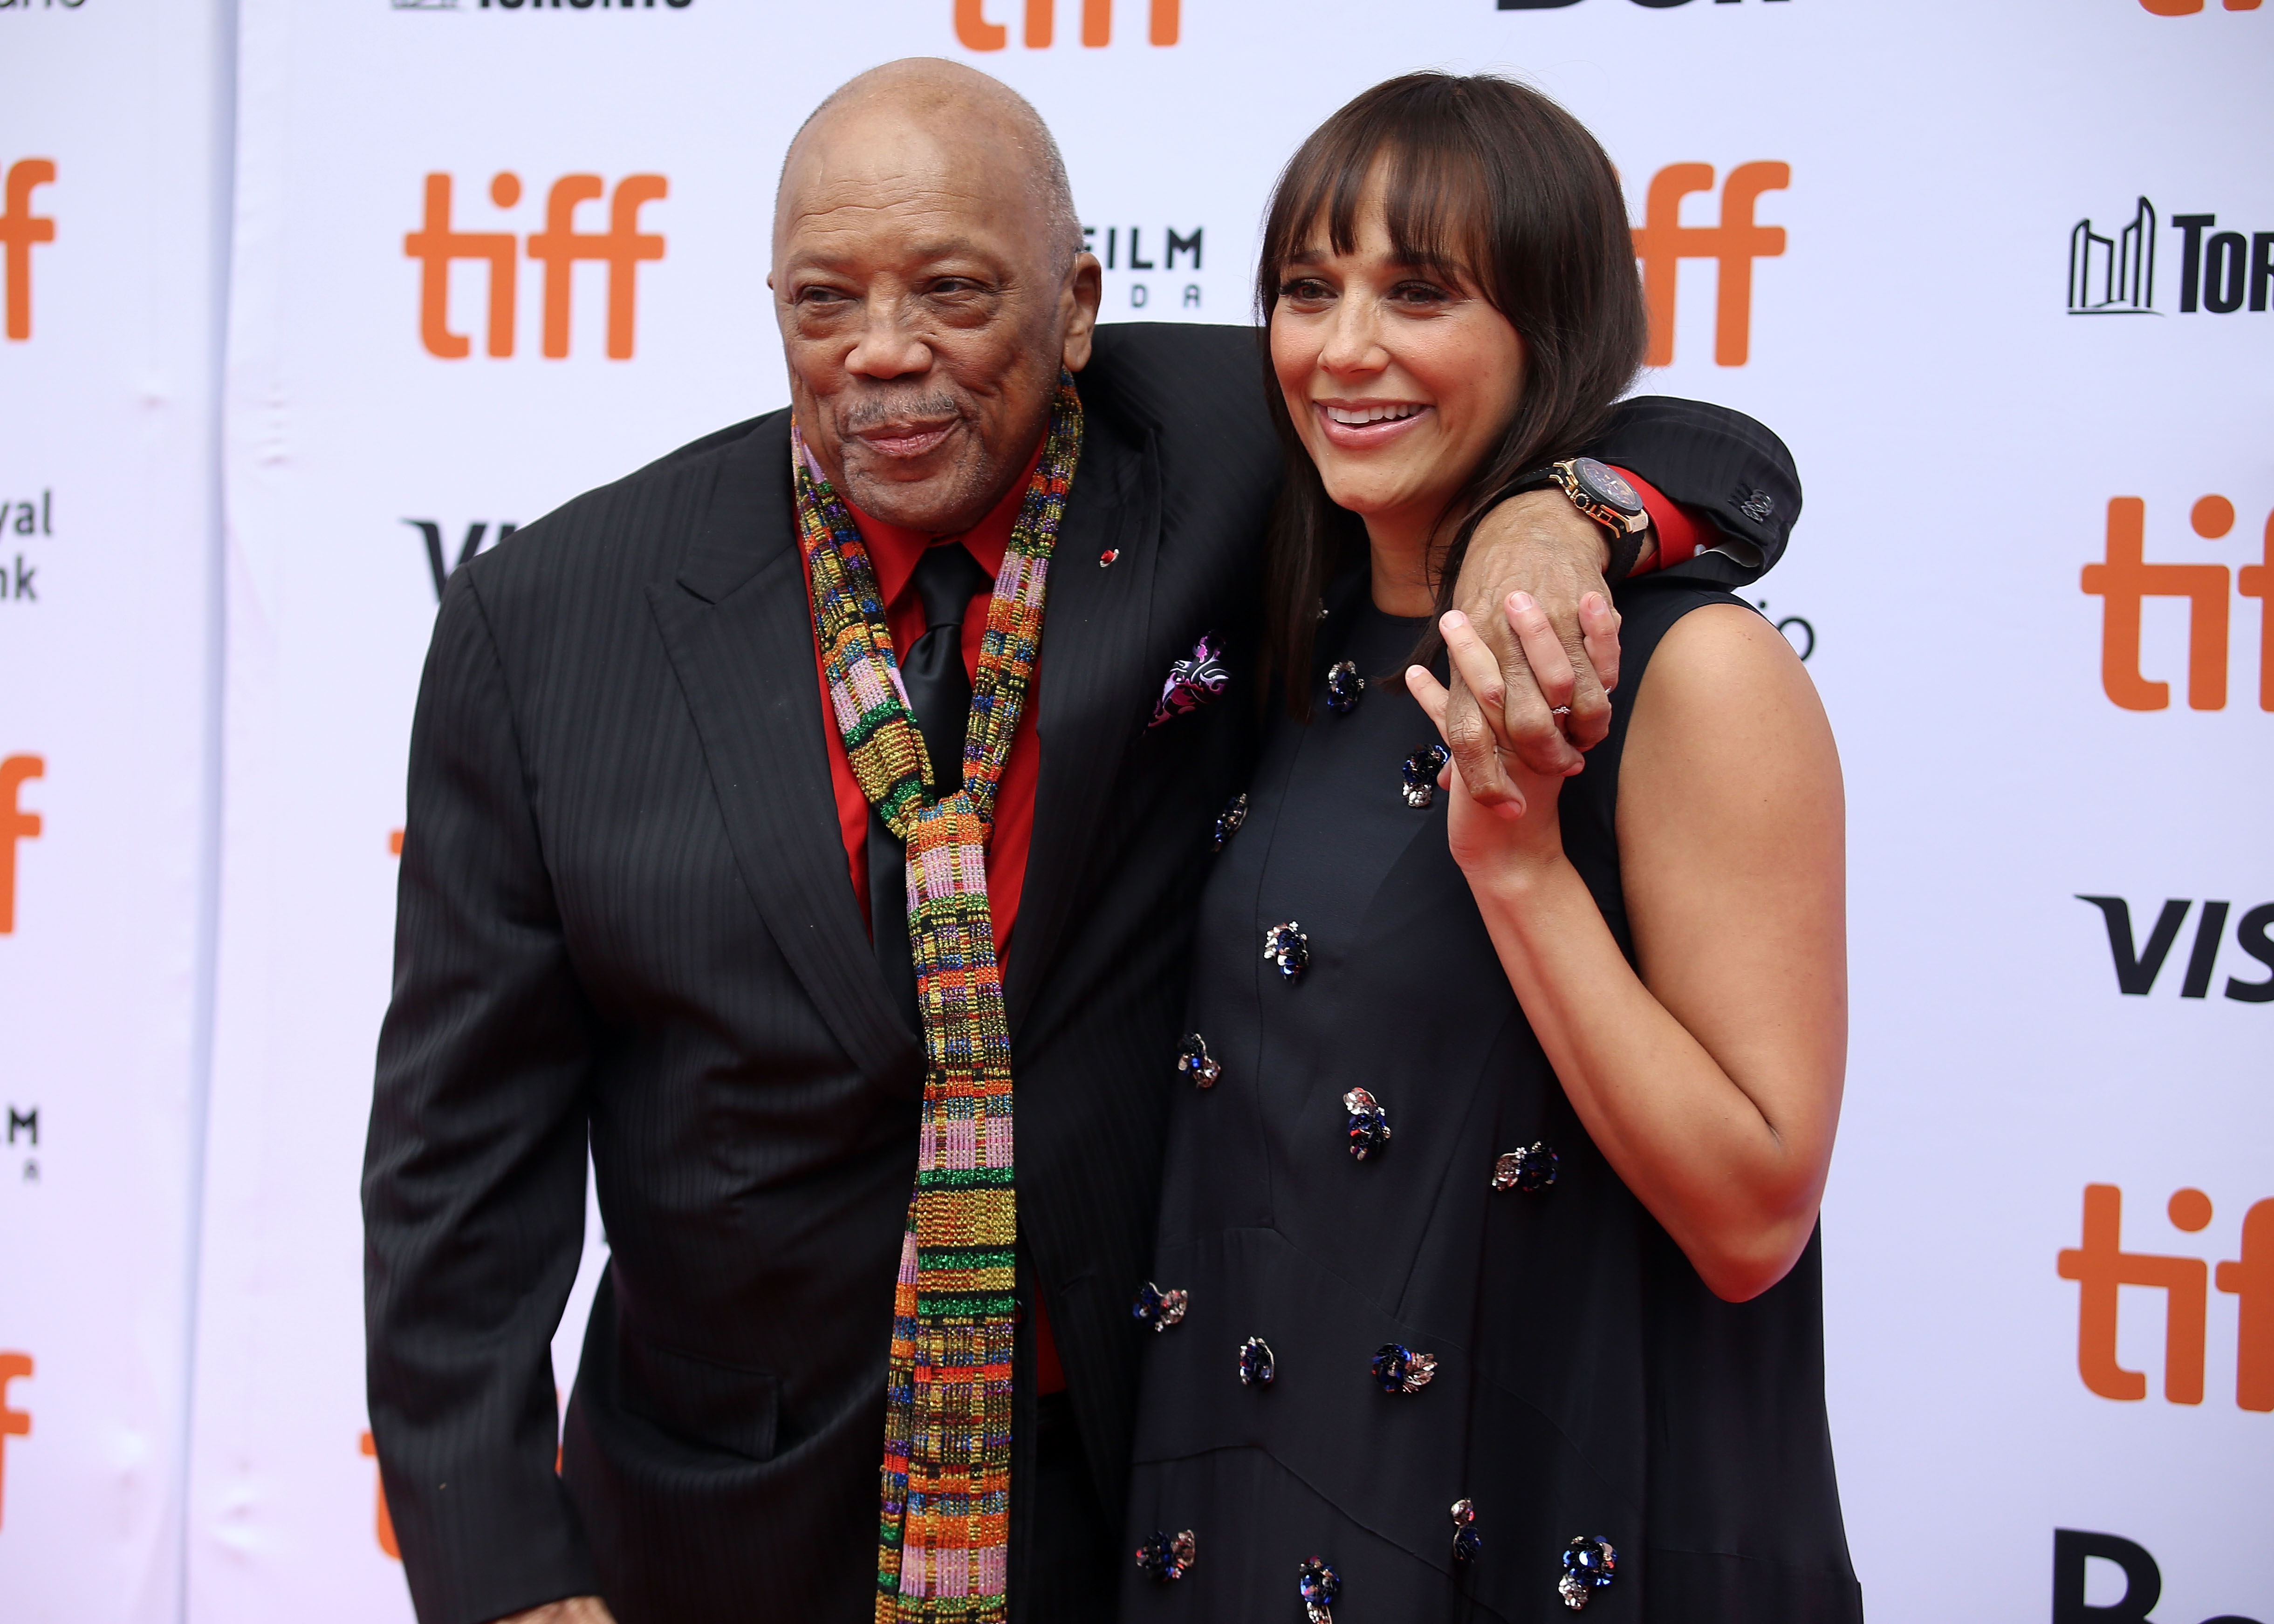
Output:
top-left (836, 392), bottom-right (965, 434)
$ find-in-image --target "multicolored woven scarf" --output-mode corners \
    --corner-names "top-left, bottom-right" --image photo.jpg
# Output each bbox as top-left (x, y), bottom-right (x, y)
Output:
top-left (791, 377), bottom-right (1082, 1624)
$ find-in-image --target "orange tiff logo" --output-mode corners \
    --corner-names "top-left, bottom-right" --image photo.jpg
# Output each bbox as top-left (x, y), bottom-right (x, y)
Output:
top-left (405, 171), bottom-right (666, 360)
top-left (0, 1352), bottom-right (29, 1531)
top-left (0, 755), bottom-right (41, 934)
top-left (2058, 1185), bottom-right (2273, 1410)
top-left (2138, 0), bottom-right (2260, 13)
top-left (0, 159), bottom-right (56, 342)
top-left (363, 1414), bottom-right (557, 1559)
top-left (1629, 162), bottom-right (1788, 367)
top-left (358, 1430), bottom-right (399, 1559)
top-left (2082, 496), bottom-right (2274, 710)
top-left (954, 0), bottom-right (1178, 48)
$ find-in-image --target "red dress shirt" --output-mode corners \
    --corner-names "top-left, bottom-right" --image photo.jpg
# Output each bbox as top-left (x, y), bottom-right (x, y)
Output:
top-left (801, 455), bottom-right (1043, 955)
top-left (797, 456), bottom-right (1695, 1398)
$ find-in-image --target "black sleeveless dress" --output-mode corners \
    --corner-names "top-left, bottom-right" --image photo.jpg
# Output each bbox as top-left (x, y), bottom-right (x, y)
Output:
top-left (1116, 576), bottom-right (1861, 1623)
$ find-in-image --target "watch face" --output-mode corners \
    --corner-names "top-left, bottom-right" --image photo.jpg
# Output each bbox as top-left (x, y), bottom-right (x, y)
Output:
top-left (1572, 457), bottom-right (1644, 517)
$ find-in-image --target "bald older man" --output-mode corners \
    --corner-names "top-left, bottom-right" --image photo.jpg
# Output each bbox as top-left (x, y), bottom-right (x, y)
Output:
top-left (364, 59), bottom-right (1804, 1624)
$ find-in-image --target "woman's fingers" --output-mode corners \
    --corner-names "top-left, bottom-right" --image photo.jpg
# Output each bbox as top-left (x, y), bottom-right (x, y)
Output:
top-left (1406, 663), bottom-right (1451, 733)
top-left (1437, 610), bottom-right (1505, 717)
top-left (1409, 665), bottom-right (1480, 803)
top-left (1502, 592), bottom-right (1576, 715)
top-left (1580, 592), bottom-right (1623, 696)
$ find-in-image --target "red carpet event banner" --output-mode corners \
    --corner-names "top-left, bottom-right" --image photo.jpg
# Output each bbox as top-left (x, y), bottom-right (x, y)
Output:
top-left (4, 0), bottom-right (2271, 1620)
top-left (0, 2), bottom-right (232, 1621)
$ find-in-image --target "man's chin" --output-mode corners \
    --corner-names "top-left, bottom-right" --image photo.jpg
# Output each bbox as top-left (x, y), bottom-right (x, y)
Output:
top-left (840, 451), bottom-right (994, 534)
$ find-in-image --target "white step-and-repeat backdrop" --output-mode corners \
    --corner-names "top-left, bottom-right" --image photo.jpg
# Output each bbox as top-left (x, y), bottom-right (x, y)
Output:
top-left (2, 1), bottom-right (2269, 1621)
top-left (0, 0), bottom-right (233, 1619)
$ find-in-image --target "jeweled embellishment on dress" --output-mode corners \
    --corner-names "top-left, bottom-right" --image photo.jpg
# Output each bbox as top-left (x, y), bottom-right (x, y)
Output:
top-left (1325, 660), bottom-right (1365, 715)
top-left (1558, 1535), bottom-right (1617, 1610)
top-left (1491, 1141), bottom-right (1558, 1193)
top-left (1450, 1499), bottom-right (1482, 1565)
top-left (1262, 921), bottom-right (1309, 981)
top-left (1237, 1336), bottom-right (1276, 1387)
top-left (1212, 792), bottom-right (1249, 851)
top-left (1298, 1557), bottom-right (1341, 1623)
top-left (1370, 1342), bottom-right (1437, 1394)
top-left (1132, 1281), bottom-right (1188, 1332)
top-left (1176, 1032), bottom-right (1221, 1088)
top-left (1134, 1528), bottom-right (1197, 1582)
top-left (1401, 742), bottom-right (1452, 809)
top-left (1341, 1087), bottom-right (1392, 1160)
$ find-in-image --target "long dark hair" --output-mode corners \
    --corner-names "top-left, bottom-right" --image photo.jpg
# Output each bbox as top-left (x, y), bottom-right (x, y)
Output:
top-left (1256, 72), bottom-right (1647, 717)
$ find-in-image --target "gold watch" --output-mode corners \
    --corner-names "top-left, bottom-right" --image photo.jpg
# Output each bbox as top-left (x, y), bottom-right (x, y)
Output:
top-left (1546, 457), bottom-right (1655, 582)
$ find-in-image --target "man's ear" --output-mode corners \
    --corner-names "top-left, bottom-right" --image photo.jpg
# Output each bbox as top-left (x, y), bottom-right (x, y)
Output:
top-left (1059, 253), bottom-right (1103, 374)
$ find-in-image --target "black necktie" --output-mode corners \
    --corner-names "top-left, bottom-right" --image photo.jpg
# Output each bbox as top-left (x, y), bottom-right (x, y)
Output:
top-left (902, 540), bottom-right (994, 793)
top-left (869, 541), bottom-right (993, 1037)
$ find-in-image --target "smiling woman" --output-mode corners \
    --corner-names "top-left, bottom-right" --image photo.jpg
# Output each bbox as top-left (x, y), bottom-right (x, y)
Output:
top-left (1121, 72), bottom-right (1855, 1624)
top-left (1256, 74), bottom-right (1645, 711)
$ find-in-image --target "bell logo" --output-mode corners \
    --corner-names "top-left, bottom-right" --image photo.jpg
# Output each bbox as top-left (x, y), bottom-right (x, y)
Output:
top-left (2050, 1530), bottom-right (2260, 1624)
top-left (2082, 496), bottom-right (2274, 710)
top-left (1629, 162), bottom-right (1788, 367)
top-left (0, 159), bottom-right (56, 342)
top-left (0, 755), bottom-right (41, 935)
top-left (404, 171), bottom-right (666, 359)
top-left (953, 0), bottom-right (1178, 49)
top-left (2056, 1185), bottom-right (2274, 1410)
top-left (0, 1352), bottom-right (28, 1531)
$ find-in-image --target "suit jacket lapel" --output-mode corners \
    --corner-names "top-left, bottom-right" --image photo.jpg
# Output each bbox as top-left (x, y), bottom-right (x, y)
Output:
top-left (646, 412), bottom-right (922, 1088)
top-left (1006, 398), bottom-right (1162, 1037)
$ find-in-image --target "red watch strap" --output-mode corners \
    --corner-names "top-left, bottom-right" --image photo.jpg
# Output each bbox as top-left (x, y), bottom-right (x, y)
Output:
top-left (1607, 466), bottom-right (1702, 574)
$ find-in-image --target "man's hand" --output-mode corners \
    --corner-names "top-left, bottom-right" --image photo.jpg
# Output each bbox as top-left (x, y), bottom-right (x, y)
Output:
top-left (1444, 490), bottom-right (1626, 813)
top-left (492, 1599), bottom-right (617, 1624)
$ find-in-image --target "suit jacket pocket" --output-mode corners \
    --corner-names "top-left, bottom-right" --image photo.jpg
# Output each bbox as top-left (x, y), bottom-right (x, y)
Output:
top-left (620, 1337), bottom-right (781, 1463)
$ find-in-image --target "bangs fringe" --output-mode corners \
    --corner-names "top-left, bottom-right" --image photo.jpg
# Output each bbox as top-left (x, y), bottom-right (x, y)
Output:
top-left (1251, 72), bottom-right (1648, 721)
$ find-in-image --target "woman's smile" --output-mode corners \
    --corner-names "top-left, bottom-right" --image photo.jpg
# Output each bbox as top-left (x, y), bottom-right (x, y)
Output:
top-left (1312, 398), bottom-right (1434, 449)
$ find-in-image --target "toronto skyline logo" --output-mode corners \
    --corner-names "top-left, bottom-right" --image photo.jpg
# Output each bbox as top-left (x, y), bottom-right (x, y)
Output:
top-left (2069, 195), bottom-right (2274, 316)
top-left (2069, 197), bottom-right (2157, 315)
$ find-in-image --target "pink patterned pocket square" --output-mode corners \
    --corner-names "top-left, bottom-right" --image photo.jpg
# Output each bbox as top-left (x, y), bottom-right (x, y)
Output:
top-left (1149, 632), bottom-right (1229, 728)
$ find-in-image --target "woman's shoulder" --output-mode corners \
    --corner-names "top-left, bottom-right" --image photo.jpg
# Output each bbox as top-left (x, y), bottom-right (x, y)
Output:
top-left (1613, 580), bottom-right (1840, 843)
top-left (1607, 576), bottom-right (1763, 689)
top-left (1559, 576), bottom-right (1830, 860)
top-left (1621, 585), bottom-right (1812, 738)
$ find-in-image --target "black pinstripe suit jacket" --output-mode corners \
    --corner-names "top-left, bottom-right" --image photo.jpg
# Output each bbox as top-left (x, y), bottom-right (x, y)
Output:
top-left (363, 323), bottom-right (1801, 1624)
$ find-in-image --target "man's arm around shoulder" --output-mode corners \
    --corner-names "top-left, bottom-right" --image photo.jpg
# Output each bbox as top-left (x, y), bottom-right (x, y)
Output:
top-left (1446, 396), bottom-right (1802, 807)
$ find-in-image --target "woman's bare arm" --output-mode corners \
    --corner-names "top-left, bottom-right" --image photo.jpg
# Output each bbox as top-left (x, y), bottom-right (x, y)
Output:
top-left (1411, 597), bottom-right (1845, 1301)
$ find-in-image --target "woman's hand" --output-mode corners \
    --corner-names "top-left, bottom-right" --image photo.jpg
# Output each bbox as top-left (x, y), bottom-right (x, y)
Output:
top-left (1408, 591), bottom-right (1619, 881)
top-left (1417, 595), bottom-right (1846, 1304)
top-left (1439, 492), bottom-right (1623, 791)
